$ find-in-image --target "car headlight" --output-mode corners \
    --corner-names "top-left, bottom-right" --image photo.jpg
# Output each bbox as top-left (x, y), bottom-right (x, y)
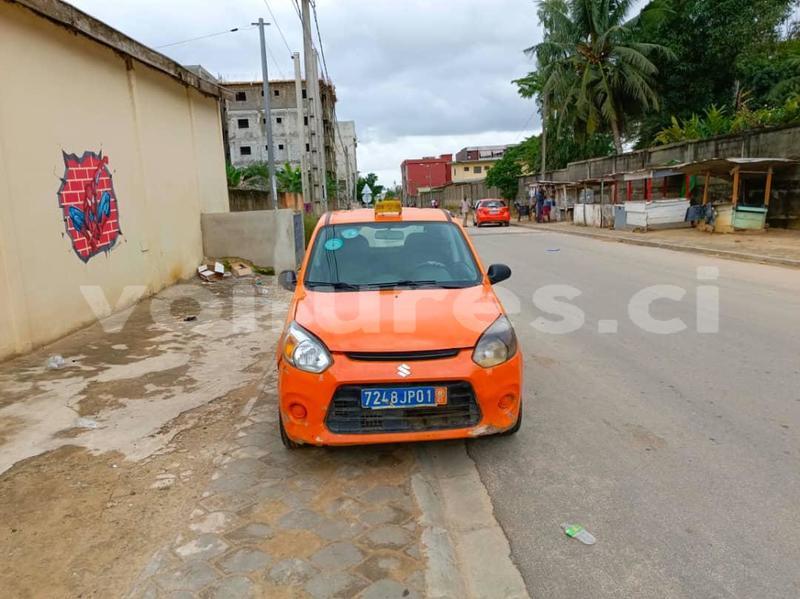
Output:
top-left (281, 321), bottom-right (332, 373)
top-left (472, 315), bottom-right (517, 368)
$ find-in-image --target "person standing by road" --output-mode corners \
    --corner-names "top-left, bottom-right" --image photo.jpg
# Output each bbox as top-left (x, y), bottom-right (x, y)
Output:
top-left (535, 186), bottom-right (545, 223)
top-left (460, 196), bottom-right (470, 226)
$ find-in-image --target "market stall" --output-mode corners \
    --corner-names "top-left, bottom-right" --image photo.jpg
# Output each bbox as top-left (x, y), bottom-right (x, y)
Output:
top-left (620, 167), bottom-right (692, 231)
top-left (678, 158), bottom-right (796, 233)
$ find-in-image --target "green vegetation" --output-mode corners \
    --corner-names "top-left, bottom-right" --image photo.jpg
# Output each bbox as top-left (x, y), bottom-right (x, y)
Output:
top-left (356, 173), bottom-right (384, 200)
top-left (303, 212), bottom-right (319, 245)
top-left (326, 173), bottom-right (339, 202)
top-left (634, 0), bottom-right (797, 145)
top-left (225, 163), bottom-right (242, 187)
top-left (383, 185), bottom-right (402, 199)
top-left (485, 136), bottom-right (550, 200)
top-left (276, 163), bottom-right (302, 193)
top-left (516, 0), bottom-right (799, 158)
top-left (226, 162), bottom-right (304, 193)
top-left (654, 96), bottom-right (800, 144)
top-left (523, 0), bottom-right (671, 154)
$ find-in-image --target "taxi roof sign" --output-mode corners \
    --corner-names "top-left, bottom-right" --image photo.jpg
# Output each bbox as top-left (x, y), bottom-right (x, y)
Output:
top-left (374, 199), bottom-right (402, 217)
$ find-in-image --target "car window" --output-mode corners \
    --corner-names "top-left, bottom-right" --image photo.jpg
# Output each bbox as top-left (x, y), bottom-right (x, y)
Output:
top-left (479, 200), bottom-right (505, 209)
top-left (304, 222), bottom-right (482, 290)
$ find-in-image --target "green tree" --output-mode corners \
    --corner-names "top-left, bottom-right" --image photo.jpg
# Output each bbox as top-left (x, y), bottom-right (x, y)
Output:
top-left (486, 145), bottom-right (526, 200)
top-left (528, 0), bottom-right (671, 153)
top-left (276, 162), bottom-right (302, 193)
top-left (514, 75), bottom-right (615, 169)
top-left (356, 173), bottom-right (384, 201)
top-left (737, 37), bottom-right (800, 107)
top-left (635, 0), bottom-right (795, 145)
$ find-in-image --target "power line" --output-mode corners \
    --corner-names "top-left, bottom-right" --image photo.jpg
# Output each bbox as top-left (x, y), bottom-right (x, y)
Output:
top-left (310, 2), bottom-right (349, 162)
top-left (261, 0), bottom-right (293, 54)
top-left (263, 30), bottom-right (287, 79)
top-left (154, 26), bottom-right (254, 49)
top-left (310, 1), bottom-right (331, 86)
top-left (515, 110), bottom-right (537, 143)
top-left (291, 0), bottom-right (302, 20)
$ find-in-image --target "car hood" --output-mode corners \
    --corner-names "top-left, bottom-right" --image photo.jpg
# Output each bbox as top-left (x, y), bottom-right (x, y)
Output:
top-left (293, 286), bottom-right (502, 352)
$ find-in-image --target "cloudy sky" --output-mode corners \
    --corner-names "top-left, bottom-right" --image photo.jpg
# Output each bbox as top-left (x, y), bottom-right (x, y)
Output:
top-left (69, 0), bottom-right (544, 186)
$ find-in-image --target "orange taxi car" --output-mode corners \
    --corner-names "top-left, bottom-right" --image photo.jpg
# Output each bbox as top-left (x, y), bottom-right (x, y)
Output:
top-left (276, 200), bottom-right (522, 448)
top-left (473, 199), bottom-right (511, 227)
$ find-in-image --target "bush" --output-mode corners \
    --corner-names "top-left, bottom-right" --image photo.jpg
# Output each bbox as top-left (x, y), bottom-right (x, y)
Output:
top-left (655, 95), bottom-right (800, 145)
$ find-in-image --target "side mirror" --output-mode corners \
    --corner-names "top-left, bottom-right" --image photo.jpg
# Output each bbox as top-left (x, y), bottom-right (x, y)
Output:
top-left (487, 264), bottom-right (511, 285)
top-left (278, 270), bottom-right (298, 291)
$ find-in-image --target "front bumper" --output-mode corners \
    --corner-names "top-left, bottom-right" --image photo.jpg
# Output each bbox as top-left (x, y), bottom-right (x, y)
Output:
top-left (278, 350), bottom-right (523, 446)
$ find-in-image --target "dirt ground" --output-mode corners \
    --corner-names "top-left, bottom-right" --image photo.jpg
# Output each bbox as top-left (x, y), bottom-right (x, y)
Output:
top-left (0, 276), bottom-right (288, 598)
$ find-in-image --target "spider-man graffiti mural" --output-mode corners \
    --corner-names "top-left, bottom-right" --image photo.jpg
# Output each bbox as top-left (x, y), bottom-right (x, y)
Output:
top-left (56, 151), bottom-right (121, 262)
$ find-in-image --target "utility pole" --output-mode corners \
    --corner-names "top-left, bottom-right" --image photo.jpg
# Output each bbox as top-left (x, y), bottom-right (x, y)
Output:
top-left (301, 0), bottom-right (327, 212)
top-left (292, 52), bottom-right (310, 208)
top-left (253, 17), bottom-right (278, 210)
top-left (311, 49), bottom-right (328, 210)
top-left (540, 95), bottom-right (548, 180)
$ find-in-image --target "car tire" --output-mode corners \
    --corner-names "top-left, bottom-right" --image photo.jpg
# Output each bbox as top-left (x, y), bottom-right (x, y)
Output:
top-left (499, 404), bottom-right (522, 436)
top-left (279, 412), bottom-right (302, 449)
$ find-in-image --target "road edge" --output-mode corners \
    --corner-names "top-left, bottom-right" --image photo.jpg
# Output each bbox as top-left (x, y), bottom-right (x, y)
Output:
top-left (512, 223), bottom-right (800, 269)
top-left (412, 442), bottom-right (529, 599)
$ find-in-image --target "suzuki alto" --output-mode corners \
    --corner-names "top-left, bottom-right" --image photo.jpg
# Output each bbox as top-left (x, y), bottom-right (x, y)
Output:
top-left (276, 200), bottom-right (522, 448)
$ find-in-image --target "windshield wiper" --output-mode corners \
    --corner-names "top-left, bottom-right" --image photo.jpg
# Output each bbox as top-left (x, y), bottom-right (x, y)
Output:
top-left (305, 281), bottom-right (360, 291)
top-left (365, 280), bottom-right (459, 289)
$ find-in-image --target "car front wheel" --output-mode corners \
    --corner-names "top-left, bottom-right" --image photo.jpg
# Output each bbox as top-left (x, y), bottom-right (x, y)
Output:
top-left (279, 412), bottom-right (302, 449)
top-left (498, 404), bottom-right (522, 436)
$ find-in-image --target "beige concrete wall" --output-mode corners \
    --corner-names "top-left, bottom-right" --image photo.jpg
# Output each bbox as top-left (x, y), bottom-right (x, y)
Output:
top-left (0, 2), bottom-right (229, 360)
top-left (201, 209), bottom-right (302, 273)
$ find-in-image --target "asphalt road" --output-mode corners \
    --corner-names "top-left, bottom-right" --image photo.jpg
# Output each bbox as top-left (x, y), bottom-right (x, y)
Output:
top-left (466, 225), bottom-right (800, 599)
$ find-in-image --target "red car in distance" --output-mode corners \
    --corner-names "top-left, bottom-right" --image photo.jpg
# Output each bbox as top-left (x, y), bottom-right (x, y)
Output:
top-left (473, 199), bottom-right (511, 227)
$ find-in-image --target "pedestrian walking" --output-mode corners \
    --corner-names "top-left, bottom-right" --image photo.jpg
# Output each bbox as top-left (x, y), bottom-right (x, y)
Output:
top-left (460, 197), bottom-right (470, 226)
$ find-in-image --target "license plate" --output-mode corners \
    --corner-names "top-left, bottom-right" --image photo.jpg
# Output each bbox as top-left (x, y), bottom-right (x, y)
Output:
top-left (490, 209), bottom-right (500, 214)
top-left (361, 386), bottom-right (447, 409)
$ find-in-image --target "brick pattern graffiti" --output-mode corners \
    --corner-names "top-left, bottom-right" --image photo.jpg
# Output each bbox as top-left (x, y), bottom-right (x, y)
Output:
top-left (57, 151), bottom-right (121, 262)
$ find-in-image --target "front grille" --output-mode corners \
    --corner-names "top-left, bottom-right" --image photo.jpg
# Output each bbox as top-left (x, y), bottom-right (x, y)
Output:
top-left (344, 349), bottom-right (461, 362)
top-left (325, 381), bottom-right (481, 434)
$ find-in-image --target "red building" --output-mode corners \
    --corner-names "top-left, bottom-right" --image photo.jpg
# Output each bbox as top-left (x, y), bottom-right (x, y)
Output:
top-left (401, 154), bottom-right (452, 203)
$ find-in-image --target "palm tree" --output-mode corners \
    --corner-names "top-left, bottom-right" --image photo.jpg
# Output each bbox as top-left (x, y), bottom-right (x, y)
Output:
top-left (528, 0), bottom-right (671, 154)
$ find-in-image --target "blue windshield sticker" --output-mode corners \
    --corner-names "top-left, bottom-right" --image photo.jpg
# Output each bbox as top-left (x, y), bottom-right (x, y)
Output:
top-left (324, 238), bottom-right (344, 251)
top-left (341, 228), bottom-right (359, 239)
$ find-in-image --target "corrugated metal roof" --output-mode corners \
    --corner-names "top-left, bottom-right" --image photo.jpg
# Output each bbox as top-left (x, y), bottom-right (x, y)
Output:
top-left (677, 158), bottom-right (797, 175)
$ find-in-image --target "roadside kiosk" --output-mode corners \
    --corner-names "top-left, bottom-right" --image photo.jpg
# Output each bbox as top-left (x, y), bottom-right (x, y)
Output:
top-left (678, 158), bottom-right (796, 233)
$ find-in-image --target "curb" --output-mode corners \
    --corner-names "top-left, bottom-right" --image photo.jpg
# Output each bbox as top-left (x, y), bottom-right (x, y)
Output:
top-left (412, 443), bottom-right (529, 599)
top-left (513, 223), bottom-right (800, 269)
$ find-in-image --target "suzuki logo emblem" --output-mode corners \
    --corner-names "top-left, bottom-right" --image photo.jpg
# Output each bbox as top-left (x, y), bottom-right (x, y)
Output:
top-left (397, 363), bottom-right (411, 378)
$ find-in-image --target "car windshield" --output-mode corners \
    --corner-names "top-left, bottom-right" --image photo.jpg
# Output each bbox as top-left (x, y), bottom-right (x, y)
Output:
top-left (304, 221), bottom-right (482, 290)
top-left (480, 201), bottom-right (505, 209)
